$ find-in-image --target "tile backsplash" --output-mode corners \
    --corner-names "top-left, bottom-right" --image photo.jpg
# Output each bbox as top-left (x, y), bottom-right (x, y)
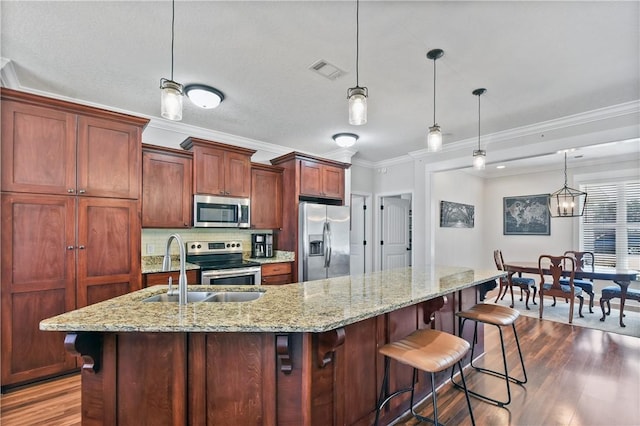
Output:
top-left (142, 228), bottom-right (273, 257)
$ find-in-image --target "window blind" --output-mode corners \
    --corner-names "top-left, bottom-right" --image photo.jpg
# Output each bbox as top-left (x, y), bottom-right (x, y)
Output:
top-left (580, 180), bottom-right (640, 268)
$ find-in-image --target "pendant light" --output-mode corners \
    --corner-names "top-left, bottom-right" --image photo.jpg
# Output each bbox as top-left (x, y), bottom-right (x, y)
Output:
top-left (426, 49), bottom-right (444, 152)
top-left (472, 88), bottom-right (487, 170)
top-left (159, 0), bottom-right (183, 121)
top-left (333, 133), bottom-right (359, 148)
top-left (548, 151), bottom-right (588, 217)
top-left (347, 0), bottom-right (368, 125)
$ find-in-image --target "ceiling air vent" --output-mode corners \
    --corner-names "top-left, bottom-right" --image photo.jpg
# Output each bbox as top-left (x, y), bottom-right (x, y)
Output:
top-left (309, 59), bottom-right (346, 80)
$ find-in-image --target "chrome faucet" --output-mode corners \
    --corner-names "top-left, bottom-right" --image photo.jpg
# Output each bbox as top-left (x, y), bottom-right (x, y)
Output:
top-left (162, 233), bottom-right (188, 305)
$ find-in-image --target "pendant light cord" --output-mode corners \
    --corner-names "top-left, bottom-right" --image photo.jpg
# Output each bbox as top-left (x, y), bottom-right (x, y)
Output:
top-left (564, 151), bottom-right (568, 186)
top-left (433, 57), bottom-right (437, 125)
top-left (170, 0), bottom-right (175, 80)
top-left (355, 0), bottom-right (360, 87)
top-left (477, 92), bottom-right (481, 150)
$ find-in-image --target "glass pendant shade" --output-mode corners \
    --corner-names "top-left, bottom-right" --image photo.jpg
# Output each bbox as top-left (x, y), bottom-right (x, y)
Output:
top-left (427, 124), bottom-right (442, 152)
top-left (348, 87), bottom-right (368, 125)
top-left (333, 132), bottom-right (359, 148)
top-left (160, 79), bottom-right (183, 121)
top-left (473, 149), bottom-right (486, 170)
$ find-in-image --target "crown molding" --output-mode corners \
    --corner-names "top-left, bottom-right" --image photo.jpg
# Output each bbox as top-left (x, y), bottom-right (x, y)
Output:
top-left (406, 100), bottom-right (640, 163)
top-left (0, 58), bottom-right (20, 88)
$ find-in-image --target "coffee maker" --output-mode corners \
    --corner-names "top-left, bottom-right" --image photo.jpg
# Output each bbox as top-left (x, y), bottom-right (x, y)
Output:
top-left (251, 233), bottom-right (274, 258)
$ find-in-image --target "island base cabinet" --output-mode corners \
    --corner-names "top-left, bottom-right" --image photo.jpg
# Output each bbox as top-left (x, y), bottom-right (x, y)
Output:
top-left (70, 288), bottom-right (481, 425)
top-left (189, 333), bottom-right (276, 426)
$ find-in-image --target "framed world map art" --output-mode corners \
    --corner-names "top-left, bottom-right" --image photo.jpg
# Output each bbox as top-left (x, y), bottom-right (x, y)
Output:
top-left (503, 194), bottom-right (550, 235)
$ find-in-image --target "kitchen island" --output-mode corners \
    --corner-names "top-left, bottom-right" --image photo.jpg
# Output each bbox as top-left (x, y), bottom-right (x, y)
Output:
top-left (41, 265), bottom-right (503, 426)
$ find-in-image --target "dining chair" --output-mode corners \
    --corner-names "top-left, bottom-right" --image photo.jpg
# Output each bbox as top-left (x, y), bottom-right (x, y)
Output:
top-left (538, 254), bottom-right (584, 324)
top-left (493, 250), bottom-right (537, 310)
top-left (561, 251), bottom-right (596, 313)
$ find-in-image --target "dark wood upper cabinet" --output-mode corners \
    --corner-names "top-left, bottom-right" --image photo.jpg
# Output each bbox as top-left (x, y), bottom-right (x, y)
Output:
top-left (299, 159), bottom-right (345, 200)
top-left (1, 89), bottom-right (146, 199)
top-left (1, 100), bottom-right (76, 195)
top-left (76, 115), bottom-right (141, 199)
top-left (180, 137), bottom-right (255, 198)
top-left (250, 163), bottom-right (283, 229)
top-left (142, 145), bottom-right (192, 228)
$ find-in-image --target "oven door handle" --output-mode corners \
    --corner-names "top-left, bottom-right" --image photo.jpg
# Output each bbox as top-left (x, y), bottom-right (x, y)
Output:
top-left (202, 267), bottom-right (261, 278)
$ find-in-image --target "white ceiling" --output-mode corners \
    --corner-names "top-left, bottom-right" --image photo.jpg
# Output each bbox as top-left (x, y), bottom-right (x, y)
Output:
top-left (1, 1), bottom-right (639, 172)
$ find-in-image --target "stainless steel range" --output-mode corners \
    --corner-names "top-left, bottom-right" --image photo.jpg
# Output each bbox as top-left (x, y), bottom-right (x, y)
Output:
top-left (186, 241), bottom-right (261, 285)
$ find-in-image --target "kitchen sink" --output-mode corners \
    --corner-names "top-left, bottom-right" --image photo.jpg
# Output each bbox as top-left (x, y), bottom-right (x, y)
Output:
top-left (206, 291), bottom-right (264, 303)
top-left (141, 291), bottom-right (264, 303)
top-left (142, 291), bottom-right (216, 303)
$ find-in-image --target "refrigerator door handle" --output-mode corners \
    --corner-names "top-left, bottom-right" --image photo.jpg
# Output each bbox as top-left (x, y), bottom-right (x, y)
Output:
top-left (322, 222), bottom-right (328, 267)
top-left (325, 222), bottom-right (332, 267)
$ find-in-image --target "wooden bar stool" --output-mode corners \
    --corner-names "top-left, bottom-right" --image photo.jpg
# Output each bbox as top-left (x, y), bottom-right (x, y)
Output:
top-left (374, 329), bottom-right (475, 426)
top-left (451, 304), bottom-right (527, 407)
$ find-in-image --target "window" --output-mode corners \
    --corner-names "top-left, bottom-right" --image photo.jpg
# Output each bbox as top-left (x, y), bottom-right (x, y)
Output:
top-left (580, 181), bottom-right (640, 268)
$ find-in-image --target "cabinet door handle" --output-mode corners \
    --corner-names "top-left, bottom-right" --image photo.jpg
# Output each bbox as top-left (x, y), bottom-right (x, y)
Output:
top-left (67, 245), bottom-right (75, 250)
top-left (67, 189), bottom-right (75, 193)
top-left (78, 245), bottom-right (86, 250)
top-left (78, 189), bottom-right (86, 194)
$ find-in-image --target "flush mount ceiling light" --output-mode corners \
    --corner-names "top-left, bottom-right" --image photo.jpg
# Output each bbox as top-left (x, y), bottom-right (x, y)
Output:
top-left (426, 48), bottom-right (444, 152)
top-left (548, 151), bottom-right (588, 218)
top-left (472, 88), bottom-right (487, 170)
top-left (160, 0), bottom-right (183, 121)
top-left (347, 0), bottom-right (368, 126)
top-left (184, 84), bottom-right (225, 109)
top-left (333, 132), bottom-right (359, 148)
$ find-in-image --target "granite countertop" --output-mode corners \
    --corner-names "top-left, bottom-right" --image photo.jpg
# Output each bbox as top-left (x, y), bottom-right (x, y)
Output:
top-left (141, 251), bottom-right (295, 273)
top-left (248, 251), bottom-right (295, 264)
top-left (40, 265), bottom-right (503, 334)
top-left (142, 256), bottom-right (200, 274)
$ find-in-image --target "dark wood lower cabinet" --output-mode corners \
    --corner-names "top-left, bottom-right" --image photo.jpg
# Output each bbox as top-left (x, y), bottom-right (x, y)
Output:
top-left (68, 288), bottom-right (480, 425)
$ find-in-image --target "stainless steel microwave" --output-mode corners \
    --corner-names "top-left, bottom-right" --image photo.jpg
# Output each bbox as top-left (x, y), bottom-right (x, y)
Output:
top-left (193, 195), bottom-right (250, 228)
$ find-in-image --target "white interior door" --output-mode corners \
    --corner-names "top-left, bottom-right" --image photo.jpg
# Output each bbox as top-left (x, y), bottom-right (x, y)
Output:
top-left (381, 197), bottom-right (411, 270)
top-left (350, 194), bottom-right (366, 275)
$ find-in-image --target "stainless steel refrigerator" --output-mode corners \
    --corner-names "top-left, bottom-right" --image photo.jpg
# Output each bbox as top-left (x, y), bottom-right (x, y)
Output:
top-left (299, 202), bottom-right (350, 282)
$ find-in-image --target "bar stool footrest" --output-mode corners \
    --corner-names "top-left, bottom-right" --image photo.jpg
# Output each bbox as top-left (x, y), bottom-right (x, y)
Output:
top-left (470, 365), bottom-right (526, 385)
top-left (450, 379), bottom-right (509, 408)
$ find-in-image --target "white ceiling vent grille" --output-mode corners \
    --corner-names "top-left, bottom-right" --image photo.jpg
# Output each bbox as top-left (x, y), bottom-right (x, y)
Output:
top-left (309, 59), bottom-right (346, 80)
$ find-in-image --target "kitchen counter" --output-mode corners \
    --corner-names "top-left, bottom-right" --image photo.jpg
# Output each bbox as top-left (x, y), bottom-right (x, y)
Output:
top-left (141, 256), bottom-right (200, 274)
top-left (248, 250), bottom-right (295, 264)
top-left (42, 264), bottom-right (504, 426)
top-left (140, 250), bottom-right (295, 273)
top-left (40, 265), bottom-right (502, 333)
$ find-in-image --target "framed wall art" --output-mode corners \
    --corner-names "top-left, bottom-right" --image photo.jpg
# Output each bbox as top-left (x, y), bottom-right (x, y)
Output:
top-left (503, 194), bottom-right (550, 235)
top-left (440, 201), bottom-right (475, 228)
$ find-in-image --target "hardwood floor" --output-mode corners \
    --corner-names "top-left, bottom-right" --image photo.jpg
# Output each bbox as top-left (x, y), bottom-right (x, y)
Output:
top-left (0, 374), bottom-right (80, 425)
top-left (1, 316), bottom-right (638, 425)
top-left (396, 315), bottom-right (640, 426)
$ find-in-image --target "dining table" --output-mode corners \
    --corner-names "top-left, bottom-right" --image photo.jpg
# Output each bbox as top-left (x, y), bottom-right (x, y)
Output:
top-left (503, 261), bottom-right (638, 327)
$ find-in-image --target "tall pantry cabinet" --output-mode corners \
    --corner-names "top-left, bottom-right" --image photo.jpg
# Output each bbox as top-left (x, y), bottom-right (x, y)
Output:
top-left (0, 89), bottom-right (148, 389)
